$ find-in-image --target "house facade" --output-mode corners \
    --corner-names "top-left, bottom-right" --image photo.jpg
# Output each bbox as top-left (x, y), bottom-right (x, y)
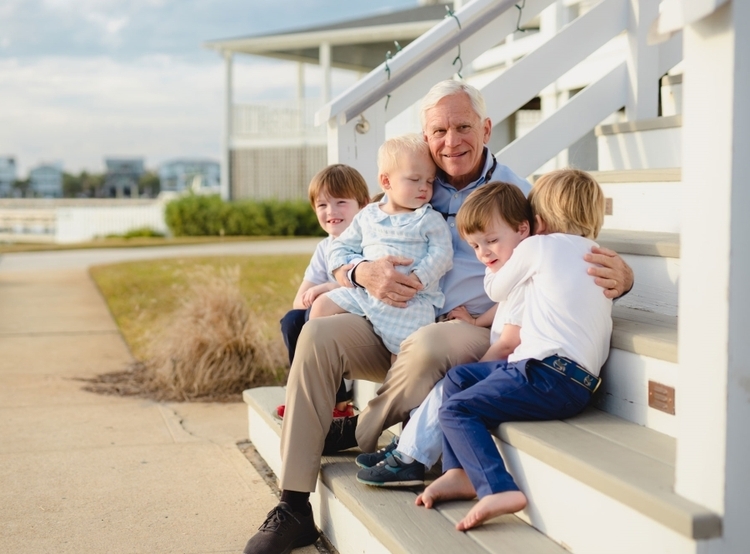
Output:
top-left (158, 159), bottom-right (220, 194)
top-left (29, 164), bottom-right (63, 198)
top-left (0, 157), bottom-right (17, 197)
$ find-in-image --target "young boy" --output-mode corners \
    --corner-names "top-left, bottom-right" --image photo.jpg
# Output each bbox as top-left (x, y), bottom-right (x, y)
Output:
top-left (309, 134), bottom-right (453, 356)
top-left (355, 182), bottom-right (530, 486)
top-left (278, 164), bottom-right (371, 419)
top-left (416, 168), bottom-right (612, 532)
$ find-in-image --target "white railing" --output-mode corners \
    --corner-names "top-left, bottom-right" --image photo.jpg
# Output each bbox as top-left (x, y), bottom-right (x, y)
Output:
top-left (316, 0), bottom-right (682, 183)
top-left (233, 98), bottom-right (326, 145)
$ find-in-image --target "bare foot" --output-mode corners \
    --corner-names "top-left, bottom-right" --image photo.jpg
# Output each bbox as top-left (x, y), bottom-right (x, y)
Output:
top-left (415, 469), bottom-right (476, 509)
top-left (456, 490), bottom-right (527, 531)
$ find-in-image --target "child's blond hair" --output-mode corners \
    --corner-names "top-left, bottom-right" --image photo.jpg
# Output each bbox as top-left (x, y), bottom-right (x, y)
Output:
top-left (456, 181), bottom-right (532, 238)
top-left (377, 134), bottom-right (433, 176)
top-left (529, 169), bottom-right (604, 239)
top-left (308, 164), bottom-right (370, 208)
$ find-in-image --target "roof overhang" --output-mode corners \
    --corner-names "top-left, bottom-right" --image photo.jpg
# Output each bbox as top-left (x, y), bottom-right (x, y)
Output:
top-left (203, 5), bottom-right (449, 72)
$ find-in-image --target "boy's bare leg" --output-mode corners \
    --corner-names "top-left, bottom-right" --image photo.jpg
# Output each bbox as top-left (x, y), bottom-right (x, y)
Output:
top-left (309, 294), bottom-right (346, 319)
top-left (456, 490), bottom-right (527, 531)
top-left (415, 468), bottom-right (476, 509)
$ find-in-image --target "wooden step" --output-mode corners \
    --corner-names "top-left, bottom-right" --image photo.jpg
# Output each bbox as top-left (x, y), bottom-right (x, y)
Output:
top-left (244, 387), bottom-right (721, 554)
top-left (595, 116), bottom-right (682, 171)
top-left (243, 386), bottom-right (569, 554)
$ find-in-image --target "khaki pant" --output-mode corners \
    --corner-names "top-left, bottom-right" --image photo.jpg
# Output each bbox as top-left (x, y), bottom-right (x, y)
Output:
top-left (279, 314), bottom-right (490, 493)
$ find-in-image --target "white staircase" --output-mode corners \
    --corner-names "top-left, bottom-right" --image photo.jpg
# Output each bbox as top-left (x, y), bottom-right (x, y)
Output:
top-left (242, 0), bottom-right (750, 552)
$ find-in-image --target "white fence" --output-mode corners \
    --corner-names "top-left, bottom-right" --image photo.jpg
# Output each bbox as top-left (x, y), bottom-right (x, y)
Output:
top-left (0, 199), bottom-right (168, 244)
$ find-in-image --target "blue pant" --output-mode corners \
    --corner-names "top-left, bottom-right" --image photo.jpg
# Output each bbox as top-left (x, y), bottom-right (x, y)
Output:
top-left (439, 357), bottom-right (591, 498)
top-left (280, 308), bottom-right (350, 404)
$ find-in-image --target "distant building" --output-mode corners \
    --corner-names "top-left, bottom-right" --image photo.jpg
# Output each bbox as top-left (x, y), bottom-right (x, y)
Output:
top-left (0, 157), bottom-right (17, 197)
top-left (104, 158), bottom-right (145, 198)
top-left (159, 159), bottom-right (220, 193)
top-left (29, 163), bottom-right (63, 197)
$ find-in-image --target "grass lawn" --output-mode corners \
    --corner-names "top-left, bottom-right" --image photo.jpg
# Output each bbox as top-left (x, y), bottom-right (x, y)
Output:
top-left (90, 254), bottom-right (309, 363)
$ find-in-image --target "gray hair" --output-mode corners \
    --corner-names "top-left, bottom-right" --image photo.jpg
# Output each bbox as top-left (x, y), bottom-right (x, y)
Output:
top-left (419, 80), bottom-right (488, 129)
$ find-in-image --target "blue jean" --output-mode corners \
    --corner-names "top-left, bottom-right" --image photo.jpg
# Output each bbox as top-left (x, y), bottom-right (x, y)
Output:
top-left (439, 357), bottom-right (591, 498)
top-left (280, 308), bottom-right (351, 404)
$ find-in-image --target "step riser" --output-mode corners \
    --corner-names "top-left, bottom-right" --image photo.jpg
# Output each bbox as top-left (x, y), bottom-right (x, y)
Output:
top-left (602, 182), bottom-right (681, 233)
top-left (617, 253), bottom-right (680, 317)
top-left (499, 442), bottom-right (699, 554)
top-left (598, 128), bottom-right (682, 171)
top-left (312, 485), bottom-right (392, 554)
top-left (595, 348), bottom-right (678, 437)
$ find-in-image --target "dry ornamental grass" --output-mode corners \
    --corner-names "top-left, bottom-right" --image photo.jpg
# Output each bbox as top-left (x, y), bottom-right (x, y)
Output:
top-left (83, 264), bottom-right (287, 402)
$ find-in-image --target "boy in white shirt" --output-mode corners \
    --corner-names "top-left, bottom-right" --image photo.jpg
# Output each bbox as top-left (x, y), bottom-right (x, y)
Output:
top-left (309, 134), bottom-right (453, 357)
top-left (355, 182), bottom-right (530, 486)
top-left (417, 169), bottom-right (612, 531)
top-left (278, 164), bottom-right (371, 419)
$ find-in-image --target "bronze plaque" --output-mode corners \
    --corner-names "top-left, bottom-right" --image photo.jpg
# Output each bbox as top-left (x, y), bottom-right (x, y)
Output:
top-left (648, 381), bottom-right (675, 415)
top-left (605, 198), bottom-right (613, 215)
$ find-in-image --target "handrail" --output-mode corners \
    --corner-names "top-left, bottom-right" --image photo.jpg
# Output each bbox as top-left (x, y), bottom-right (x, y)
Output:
top-left (315, 0), bottom-right (554, 126)
top-left (497, 62), bottom-right (628, 177)
top-left (482, 0), bottom-right (627, 126)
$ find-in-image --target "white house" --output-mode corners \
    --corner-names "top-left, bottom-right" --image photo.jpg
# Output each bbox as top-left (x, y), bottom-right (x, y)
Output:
top-left (158, 158), bottom-right (220, 194)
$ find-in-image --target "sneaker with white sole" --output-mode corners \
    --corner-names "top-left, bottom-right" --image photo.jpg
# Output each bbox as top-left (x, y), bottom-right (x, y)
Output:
top-left (356, 452), bottom-right (425, 487)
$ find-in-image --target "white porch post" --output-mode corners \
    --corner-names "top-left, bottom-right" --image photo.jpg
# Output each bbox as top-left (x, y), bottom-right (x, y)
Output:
top-left (327, 102), bottom-right (386, 196)
top-left (626, 0), bottom-right (659, 120)
top-left (297, 62), bottom-right (306, 132)
top-left (221, 50), bottom-right (233, 201)
top-left (539, 0), bottom-right (568, 171)
top-left (320, 42), bottom-right (332, 104)
top-left (676, 3), bottom-right (750, 552)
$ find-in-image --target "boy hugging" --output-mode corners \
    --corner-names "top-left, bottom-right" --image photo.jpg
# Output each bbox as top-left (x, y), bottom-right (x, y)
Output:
top-left (420, 168), bottom-right (612, 530)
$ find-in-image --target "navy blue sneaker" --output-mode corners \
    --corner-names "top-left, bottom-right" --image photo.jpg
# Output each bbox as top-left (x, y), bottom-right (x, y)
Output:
top-left (355, 436), bottom-right (399, 469)
top-left (356, 452), bottom-right (425, 487)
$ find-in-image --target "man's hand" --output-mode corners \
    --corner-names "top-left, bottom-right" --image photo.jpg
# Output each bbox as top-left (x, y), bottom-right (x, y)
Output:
top-left (355, 256), bottom-right (422, 308)
top-left (585, 245), bottom-right (634, 299)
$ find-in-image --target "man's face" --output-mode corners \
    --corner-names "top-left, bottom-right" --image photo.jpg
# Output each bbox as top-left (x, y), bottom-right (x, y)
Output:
top-left (422, 92), bottom-right (491, 188)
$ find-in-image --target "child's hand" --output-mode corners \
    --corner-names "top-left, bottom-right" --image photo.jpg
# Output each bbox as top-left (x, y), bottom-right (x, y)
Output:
top-left (333, 263), bottom-right (355, 288)
top-left (301, 287), bottom-right (320, 308)
top-left (446, 305), bottom-right (477, 325)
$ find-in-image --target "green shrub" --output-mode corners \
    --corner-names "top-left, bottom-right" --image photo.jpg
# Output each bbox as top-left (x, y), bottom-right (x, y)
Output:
top-left (164, 194), bottom-right (324, 237)
top-left (105, 227), bottom-right (165, 239)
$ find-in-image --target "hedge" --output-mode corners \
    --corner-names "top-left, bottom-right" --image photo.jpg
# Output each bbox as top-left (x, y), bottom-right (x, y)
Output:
top-left (165, 195), bottom-right (325, 237)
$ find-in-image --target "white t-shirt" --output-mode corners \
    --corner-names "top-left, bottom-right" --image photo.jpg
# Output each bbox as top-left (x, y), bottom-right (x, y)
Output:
top-left (484, 234), bottom-right (612, 375)
top-left (303, 236), bottom-right (337, 285)
top-left (488, 283), bottom-right (526, 345)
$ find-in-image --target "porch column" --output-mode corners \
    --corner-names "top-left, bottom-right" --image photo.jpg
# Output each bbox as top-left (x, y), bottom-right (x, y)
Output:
top-left (676, 3), bottom-right (750, 552)
top-left (221, 50), bottom-right (233, 201)
top-left (320, 42), bottom-right (332, 103)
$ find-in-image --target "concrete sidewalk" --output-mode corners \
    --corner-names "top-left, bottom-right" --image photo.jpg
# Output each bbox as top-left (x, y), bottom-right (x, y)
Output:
top-left (0, 251), bottom-right (319, 552)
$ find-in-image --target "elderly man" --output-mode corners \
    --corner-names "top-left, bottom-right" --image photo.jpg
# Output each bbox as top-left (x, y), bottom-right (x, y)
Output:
top-left (244, 80), bottom-right (633, 554)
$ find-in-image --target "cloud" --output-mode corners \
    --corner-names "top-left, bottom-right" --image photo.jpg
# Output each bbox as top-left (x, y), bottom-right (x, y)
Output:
top-left (0, 55), bottom-right (357, 175)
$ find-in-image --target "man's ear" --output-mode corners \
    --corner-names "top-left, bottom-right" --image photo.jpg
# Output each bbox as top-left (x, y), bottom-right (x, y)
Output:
top-left (534, 214), bottom-right (547, 235)
top-left (482, 117), bottom-right (492, 144)
top-left (379, 173), bottom-right (391, 189)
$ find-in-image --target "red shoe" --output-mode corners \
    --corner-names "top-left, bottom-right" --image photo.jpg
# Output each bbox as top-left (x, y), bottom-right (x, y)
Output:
top-left (275, 404), bottom-right (354, 419)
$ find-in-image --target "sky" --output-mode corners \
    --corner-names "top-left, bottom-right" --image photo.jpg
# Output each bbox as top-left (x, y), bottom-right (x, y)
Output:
top-left (0, 0), bottom-right (418, 177)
